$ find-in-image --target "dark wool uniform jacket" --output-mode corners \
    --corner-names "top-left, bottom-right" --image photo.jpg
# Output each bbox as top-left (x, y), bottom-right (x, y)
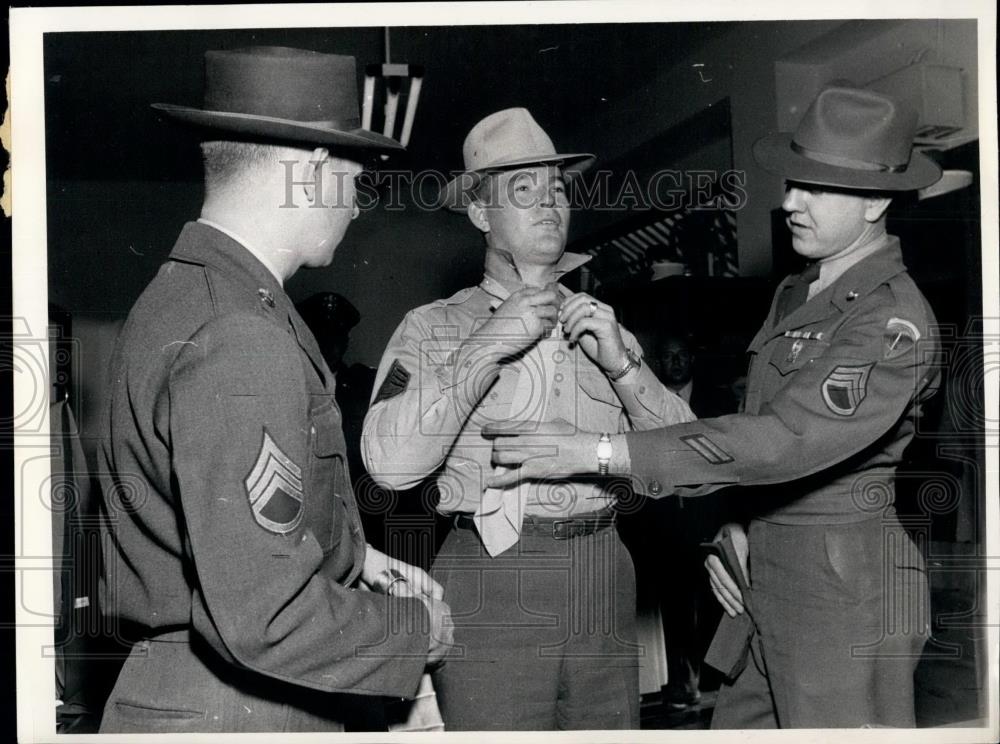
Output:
top-left (98, 222), bottom-right (428, 698)
top-left (625, 236), bottom-right (940, 523)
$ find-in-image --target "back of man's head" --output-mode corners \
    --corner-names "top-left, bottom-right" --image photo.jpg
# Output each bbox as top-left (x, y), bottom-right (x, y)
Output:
top-left (201, 140), bottom-right (284, 198)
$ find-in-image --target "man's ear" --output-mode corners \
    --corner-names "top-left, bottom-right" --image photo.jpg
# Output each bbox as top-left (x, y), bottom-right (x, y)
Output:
top-left (467, 199), bottom-right (490, 234)
top-left (864, 195), bottom-right (892, 223)
top-left (299, 147), bottom-right (329, 205)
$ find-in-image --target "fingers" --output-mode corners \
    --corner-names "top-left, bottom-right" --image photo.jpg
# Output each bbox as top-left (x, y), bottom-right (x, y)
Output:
top-left (481, 420), bottom-right (575, 438)
top-left (561, 316), bottom-right (608, 345)
top-left (560, 296), bottom-right (612, 334)
top-left (517, 286), bottom-right (561, 309)
top-left (705, 555), bottom-right (745, 617)
top-left (485, 468), bottom-right (524, 489)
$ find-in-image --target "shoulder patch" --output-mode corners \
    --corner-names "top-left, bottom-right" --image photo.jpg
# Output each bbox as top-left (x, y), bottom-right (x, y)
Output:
top-left (373, 360), bottom-right (411, 404)
top-left (245, 430), bottom-right (304, 534)
top-left (821, 363), bottom-right (874, 416)
top-left (884, 317), bottom-right (921, 360)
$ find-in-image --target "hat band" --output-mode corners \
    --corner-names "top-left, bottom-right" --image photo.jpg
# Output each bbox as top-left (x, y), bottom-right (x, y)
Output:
top-left (791, 141), bottom-right (908, 173)
top-left (204, 108), bottom-right (360, 130)
top-left (280, 116), bottom-right (361, 130)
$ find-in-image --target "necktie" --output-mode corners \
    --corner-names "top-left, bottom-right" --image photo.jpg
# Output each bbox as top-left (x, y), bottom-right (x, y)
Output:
top-left (778, 261), bottom-right (821, 320)
top-left (474, 329), bottom-right (560, 556)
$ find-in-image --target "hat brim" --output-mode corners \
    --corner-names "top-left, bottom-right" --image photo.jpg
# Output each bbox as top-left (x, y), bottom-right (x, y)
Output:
top-left (152, 103), bottom-right (404, 153)
top-left (438, 153), bottom-right (596, 211)
top-left (752, 134), bottom-right (941, 192)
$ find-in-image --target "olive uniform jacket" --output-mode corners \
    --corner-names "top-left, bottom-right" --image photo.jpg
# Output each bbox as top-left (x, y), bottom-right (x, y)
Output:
top-left (625, 236), bottom-right (940, 520)
top-left (98, 223), bottom-right (428, 730)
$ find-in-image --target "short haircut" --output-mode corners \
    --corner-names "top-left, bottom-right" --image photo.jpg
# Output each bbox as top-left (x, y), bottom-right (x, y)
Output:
top-left (471, 173), bottom-right (495, 206)
top-left (200, 140), bottom-right (284, 194)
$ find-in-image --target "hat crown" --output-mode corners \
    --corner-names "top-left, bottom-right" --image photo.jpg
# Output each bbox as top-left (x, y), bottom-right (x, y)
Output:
top-left (793, 86), bottom-right (918, 170)
top-left (462, 108), bottom-right (559, 172)
top-left (203, 46), bottom-right (361, 127)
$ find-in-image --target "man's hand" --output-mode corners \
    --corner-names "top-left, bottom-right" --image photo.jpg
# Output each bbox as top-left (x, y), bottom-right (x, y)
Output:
top-left (361, 544), bottom-right (444, 600)
top-left (482, 419), bottom-right (596, 488)
top-left (422, 595), bottom-right (455, 667)
top-left (705, 523), bottom-right (749, 618)
top-left (361, 545), bottom-right (454, 667)
top-left (469, 284), bottom-right (561, 355)
top-left (559, 293), bottom-right (630, 376)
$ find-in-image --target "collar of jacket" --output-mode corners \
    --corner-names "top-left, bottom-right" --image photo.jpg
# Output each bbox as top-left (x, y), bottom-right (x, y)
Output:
top-left (480, 249), bottom-right (591, 305)
top-left (771, 234), bottom-right (906, 333)
top-left (168, 221), bottom-right (332, 387)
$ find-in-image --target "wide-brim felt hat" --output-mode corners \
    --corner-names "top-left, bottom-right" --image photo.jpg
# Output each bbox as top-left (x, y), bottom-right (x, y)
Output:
top-left (153, 46), bottom-right (403, 153)
top-left (438, 108), bottom-right (595, 211)
top-left (753, 85), bottom-right (941, 191)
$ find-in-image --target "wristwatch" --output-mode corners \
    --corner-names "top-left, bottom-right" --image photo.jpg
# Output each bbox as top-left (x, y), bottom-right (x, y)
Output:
top-left (597, 433), bottom-right (613, 475)
top-left (608, 348), bottom-right (641, 382)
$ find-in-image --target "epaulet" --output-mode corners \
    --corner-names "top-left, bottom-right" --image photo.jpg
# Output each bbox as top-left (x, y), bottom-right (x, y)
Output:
top-left (883, 272), bottom-right (934, 325)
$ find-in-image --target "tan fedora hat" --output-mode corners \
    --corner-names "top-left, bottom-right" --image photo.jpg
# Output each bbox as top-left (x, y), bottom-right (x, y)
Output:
top-left (152, 46), bottom-right (403, 153)
top-left (438, 108), bottom-right (595, 211)
top-left (753, 85), bottom-right (940, 191)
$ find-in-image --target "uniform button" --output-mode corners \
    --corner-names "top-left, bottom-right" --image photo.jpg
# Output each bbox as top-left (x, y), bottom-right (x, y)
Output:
top-left (553, 388), bottom-right (561, 397)
top-left (648, 479), bottom-right (662, 495)
top-left (310, 425), bottom-right (316, 436)
top-left (489, 392), bottom-right (498, 400)
top-left (554, 373), bottom-right (564, 383)
top-left (639, 386), bottom-right (646, 394)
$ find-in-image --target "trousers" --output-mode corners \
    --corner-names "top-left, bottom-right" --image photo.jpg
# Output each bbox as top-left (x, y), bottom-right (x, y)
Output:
top-left (431, 522), bottom-right (640, 730)
top-left (711, 513), bottom-right (930, 728)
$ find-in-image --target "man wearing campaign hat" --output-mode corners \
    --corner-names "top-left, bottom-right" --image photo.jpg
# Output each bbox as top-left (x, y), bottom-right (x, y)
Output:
top-left (483, 86), bottom-right (943, 727)
top-left (97, 47), bottom-right (452, 733)
top-left (362, 108), bottom-right (693, 729)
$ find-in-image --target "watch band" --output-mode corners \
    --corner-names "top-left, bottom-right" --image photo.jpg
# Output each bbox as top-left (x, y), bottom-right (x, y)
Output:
top-left (608, 348), bottom-right (641, 382)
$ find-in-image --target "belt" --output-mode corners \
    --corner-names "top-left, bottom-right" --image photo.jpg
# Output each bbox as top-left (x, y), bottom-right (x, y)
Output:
top-left (453, 507), bottom-right (617, 540)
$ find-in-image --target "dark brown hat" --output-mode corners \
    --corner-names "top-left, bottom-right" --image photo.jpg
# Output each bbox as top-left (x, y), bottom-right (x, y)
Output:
top-left (153, 46), bottom-right (402, 153)
top-left (753, 86), bottom-right (941, 191)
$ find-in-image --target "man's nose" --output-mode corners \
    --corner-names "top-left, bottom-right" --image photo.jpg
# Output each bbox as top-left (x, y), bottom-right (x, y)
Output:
top-left (782, 187), bottom-right (806, 212)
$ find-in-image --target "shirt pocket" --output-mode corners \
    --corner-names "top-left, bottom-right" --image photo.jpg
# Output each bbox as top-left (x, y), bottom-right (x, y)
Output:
top-left (767, 337), bottom-right (830, 377)
top-left (306, 400), bottom-right (349, 555)
top-left (577, 367), bottom-right (624, 430)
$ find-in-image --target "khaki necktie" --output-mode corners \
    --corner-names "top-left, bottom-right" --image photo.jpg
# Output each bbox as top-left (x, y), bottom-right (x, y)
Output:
top-left (474, 330), bottom-right (559, 556)
top-left (778, 261), bottom-right (821, 321)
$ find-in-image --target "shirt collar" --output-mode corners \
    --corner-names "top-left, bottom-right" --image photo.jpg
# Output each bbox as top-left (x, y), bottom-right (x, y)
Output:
top-left (197, 217), bottom-right (284, 286)
top-left (480, 249), bottom-right (592, 305)
top-left (808, 232), bottom-right (891, 300)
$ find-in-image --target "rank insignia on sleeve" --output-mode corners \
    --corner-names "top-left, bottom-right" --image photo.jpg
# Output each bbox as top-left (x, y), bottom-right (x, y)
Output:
top-left (884, 317), bottom-right (921, 360)
top-left (680, 433), bottom-right (734, 465)
top-left (245, 430), bottom-right (304, 535)
top-left (821, 363), bottom-right (874, 416)
top-left (373, 360), bottom-right (411, 405)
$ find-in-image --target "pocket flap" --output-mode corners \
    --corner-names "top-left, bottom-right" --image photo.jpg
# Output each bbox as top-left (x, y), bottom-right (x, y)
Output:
top-left (768, 337), bottom-right (829, 376)
top-left (310, 401), bottom-right (345, 457)
top-left (578, 368), bottom-right (619, 405)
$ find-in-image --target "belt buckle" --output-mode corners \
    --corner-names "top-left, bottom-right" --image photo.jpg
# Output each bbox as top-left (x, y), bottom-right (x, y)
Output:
top-left (552, 519), bottom-right (572, 540)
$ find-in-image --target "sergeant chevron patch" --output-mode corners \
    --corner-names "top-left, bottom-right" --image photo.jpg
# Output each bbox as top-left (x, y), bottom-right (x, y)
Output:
top-left (373, 360), bottom-right (411, 404)
top-left (245, 430), bottom-right (304, 535)
top-left (821, 363), bottom-right (874, 416)
top-left (680, 433), bottom-right (734, 464)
